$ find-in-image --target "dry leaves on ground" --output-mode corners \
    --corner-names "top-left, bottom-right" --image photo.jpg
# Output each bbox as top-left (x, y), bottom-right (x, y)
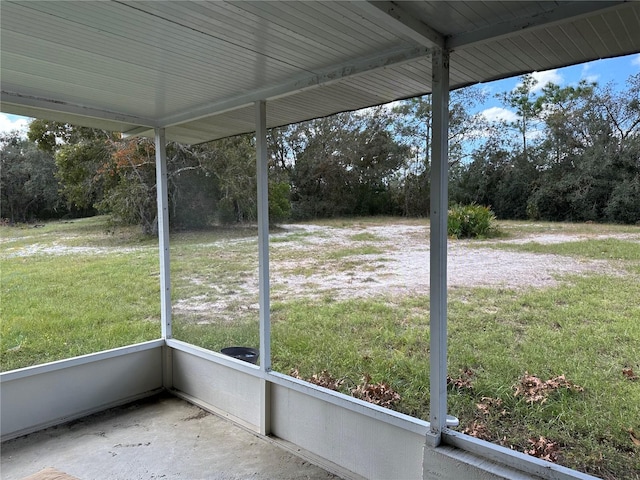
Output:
top-left (628, 428), bottom-right (640, 447)
top-left (351, 374), bottom-right (401, 408)
top-left (622, 367), bottom-right (639, 381)
top-left (290, 369), bottom-right (344, 390)
top-left (290, 370), bottom-right (401, 408)
top-left (447, 368), bottom-right (475, 391)
top-left (476, 396), bottom-right (508, 417)
top-left (462, 420), bottom-right (493, 441)
top-left (514, 372), bottom-right (584, 404)
top-left (525, 436), bottom-right (561, 462)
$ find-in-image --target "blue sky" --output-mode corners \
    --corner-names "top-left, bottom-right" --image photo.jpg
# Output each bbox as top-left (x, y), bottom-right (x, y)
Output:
top-left (476, 52), bottom-right (640, 125)
top-left (1, 53), bottom-right (639, 137)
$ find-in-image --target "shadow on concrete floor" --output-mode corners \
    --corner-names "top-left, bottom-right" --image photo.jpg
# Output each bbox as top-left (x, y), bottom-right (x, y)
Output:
top-left (1, 393), bottom-right (340, 480)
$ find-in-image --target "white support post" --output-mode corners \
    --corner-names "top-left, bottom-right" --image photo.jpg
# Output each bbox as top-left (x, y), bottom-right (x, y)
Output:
top-left (255, 100), bottom-right (272, 435)
top-left (154, 128), bottom-right (172, 340)
top-left (427, 48), bottom-right (450, 447)
top-left (155, 128), bottom-right (173, 389)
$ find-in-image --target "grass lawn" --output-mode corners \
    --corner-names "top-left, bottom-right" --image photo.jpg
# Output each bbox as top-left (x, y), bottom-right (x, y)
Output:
top-left (1, 216), bottom-right (638, 479)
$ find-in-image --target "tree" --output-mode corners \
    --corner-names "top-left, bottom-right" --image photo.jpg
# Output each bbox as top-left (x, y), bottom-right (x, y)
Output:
top-left (193, 133), bottom-right (291, 226)
top-left (395, 87), bottom-right (488, 216)
top-left (288, 109), bottom-right (409, 219)
top-left (391, 97), bottom-right (431, 216)
top-left (526, 74), bottom-right (640, 223)
top-left (498, 74), bottom-right (543, 161)
top-left (0, 132), bottom-right (64, 222)
top-left (28, 120), bottom-right (116, 217)
top-left (348, 108), bottom-right (408, 215)
top-left (290, 114), bottom-right (357, 219)
top-left (96, 137), bottom-right (159, 233)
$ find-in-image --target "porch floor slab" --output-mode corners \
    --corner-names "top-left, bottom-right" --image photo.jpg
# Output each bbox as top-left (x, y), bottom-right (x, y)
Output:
top-left (1, 393), bottom-right (339, 480)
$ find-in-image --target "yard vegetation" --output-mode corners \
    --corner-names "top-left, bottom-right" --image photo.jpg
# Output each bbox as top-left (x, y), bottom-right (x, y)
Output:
top-left (1, 216), bottom-right (639, 479)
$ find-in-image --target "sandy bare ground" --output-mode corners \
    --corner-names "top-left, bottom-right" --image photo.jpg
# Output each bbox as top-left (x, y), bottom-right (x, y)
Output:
top-left (5, 222), bottom-right (638, 322)
top-left (173, 223), bottom-right (637, 322)
top-left (269, 224), bottom-right (627, 299)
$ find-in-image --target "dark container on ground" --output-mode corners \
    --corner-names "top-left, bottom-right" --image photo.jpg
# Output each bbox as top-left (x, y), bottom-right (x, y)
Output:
top-left (221, 347), bottom-right (259, 364)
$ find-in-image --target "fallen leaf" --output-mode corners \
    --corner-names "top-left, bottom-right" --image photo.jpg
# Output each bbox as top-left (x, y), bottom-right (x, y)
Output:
top-left (514, 372), bottom-right (583, 403)
top-left (351, 376), bottom-right (401, 408)
top-left (476, 397), bottom-right (503, 415)
top-left (447, 368), bottom-right (475, 391)
top-left (525, 436), bottom-right (560, 463)
top-left (290, 369), bottom-right (344, 391)
top-left (462, 421), bottom-right (492, 441)
top-left (622, 368), bottom-right (639, 381)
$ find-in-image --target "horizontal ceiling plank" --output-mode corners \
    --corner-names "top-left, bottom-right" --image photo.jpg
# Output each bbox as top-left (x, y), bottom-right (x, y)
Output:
top-left (133, 2), bottom-right (339, 69)
top-left (447, 1), bottom-right (627, 50)
top-left (1, 91), bottom-right (157, 128)
top-left (230, 1), bottom-right (381, 57)
top-left (4, 2), bottom-right (298, 89)
top-left (1, 74), bottom-right (157, 123)
top-left (355, 1), bottom-right (445, 49)
top-left (121, 0), bottom-right (363, 72)
top-left (0, 32), bottom-right (229, 118)
top-left (161, 45), bottom-right (431, 128)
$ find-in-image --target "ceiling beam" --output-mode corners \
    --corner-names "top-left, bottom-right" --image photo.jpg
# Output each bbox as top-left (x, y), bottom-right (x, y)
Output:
top-left (447, 1), bottom-right (627, 50)
top-left (0, 91), bottom-right (158, 128)
top-left (357, 1), bottom-right (445, 49)
top-left (160, 44), bottom-right (431, 128)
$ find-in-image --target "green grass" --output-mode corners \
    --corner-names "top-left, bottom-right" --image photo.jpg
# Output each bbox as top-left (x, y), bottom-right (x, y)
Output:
top-left (448, 277), bottom-right (640, 478)
top-left (497, 220), bottom-right (640, 237)
top-left (266, 275), bottom-right (640, 478)
top-left (1, 217), bottom-right (639, 479)
top-left (325, 246), bottom-right (385, 260)
top-left (492, 238), bottom-right (640, 262)
top-left (349, 232), bottom-right (385, 242)
top-left (270, 230), bottom-right (319, 243)
top-left (1, 252), bottom-right (160, 370)
top-left (174, 319), bottom-right (259, 353)
top-left (302, 216), bottom-right (426, 228)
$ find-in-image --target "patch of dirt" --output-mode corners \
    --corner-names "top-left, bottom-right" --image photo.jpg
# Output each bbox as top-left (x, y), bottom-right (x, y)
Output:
top-left (6, 222), bottom-right (637, 323)
top-left (174, 223), bottom-right (635, 322)
top-left (499, 232), bottom-right (640, 245)
top-left (4, 242), bottom-right (147, 258)
top-left (267, 224), bottom-right (624, 300)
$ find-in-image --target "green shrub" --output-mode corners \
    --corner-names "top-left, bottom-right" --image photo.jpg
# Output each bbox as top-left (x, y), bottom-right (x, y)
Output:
top-left (448, 203), bottom-right (500, 239)
top-left (269, 181), bottom-right (292, 224)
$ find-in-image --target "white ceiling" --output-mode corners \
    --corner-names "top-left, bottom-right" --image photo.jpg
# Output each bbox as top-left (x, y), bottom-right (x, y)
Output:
top-left (2, 1), bottom-right (639, 144)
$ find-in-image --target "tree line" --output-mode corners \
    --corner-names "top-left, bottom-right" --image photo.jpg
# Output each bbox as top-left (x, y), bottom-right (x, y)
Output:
top-left (2, 73), bottom-right (638, 231)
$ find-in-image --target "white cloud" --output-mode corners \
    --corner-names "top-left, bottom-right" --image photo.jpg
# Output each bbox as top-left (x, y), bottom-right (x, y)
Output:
top-left (514, 69), bottom-right (563, 93)
top-left (530, 69), bottom-right (563, 92)
top-left (480, 106), bottom-right (518, 124)
top-left (580, 63), bottom-right (599, 84)
top-left (0, 113), bottom-right (30, 137)
top-left (632, 54), bottom-right (640, 69)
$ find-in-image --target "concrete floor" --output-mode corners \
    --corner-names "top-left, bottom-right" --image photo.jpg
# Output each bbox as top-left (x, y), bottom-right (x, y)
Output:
top-left (1, 394), bottom-right (339, 480)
